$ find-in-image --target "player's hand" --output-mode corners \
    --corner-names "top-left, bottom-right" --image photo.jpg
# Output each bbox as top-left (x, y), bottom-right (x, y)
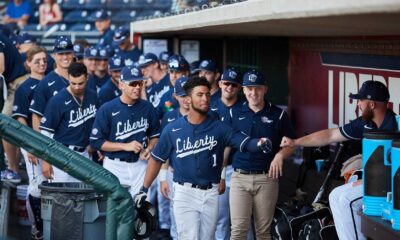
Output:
top-left (27, 152), bottom-right (39, 165)
top-left (139, 148), bottom-right (151, 160)
top-left (126, 140), bottom-right (143, 154)
top-left (97, 151), bottom-right (104, 161)
top-left (160, 181), bottom-right (171, 200)
top-left (280, 136), bottom-right (296, 148)
top-left (268, 154), bottom-right (284, 179)
top-left (133, 190), bottom-right (147, 208)
top-left (42, 161), bottom-right (54, 180)
top-left (218, 179), bottom-right (226, 195)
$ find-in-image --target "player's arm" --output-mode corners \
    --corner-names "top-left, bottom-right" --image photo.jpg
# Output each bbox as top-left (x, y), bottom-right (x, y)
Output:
top-left (159, 160), bottom-right (170, 199)
top-left (0, 53), bottom-right (5, 75)
top-left (280, 128), bottom-right (347, 148)
top-left (100, 140), bottom-right (143, 154)
top-left (268, 146), bottom-right (295, 179)
top-left (219, 147), bottom-right (231, 195)
top-left (143, 155), bottom-right (163, 189)
top-left (140, 137), bottom-right (158, 160)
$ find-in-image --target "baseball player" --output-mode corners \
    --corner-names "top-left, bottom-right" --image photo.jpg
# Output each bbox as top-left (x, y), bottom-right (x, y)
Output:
top-left (138, 52), bottom-right (171, 109)
top-left (197, 59), bottom-right (221, 104)
top-left (40, 62), bottom-right (98, 182)
top-left (29, 36), bottom-right (74, 133)
top-left (73, 44), bottom-right (84, 63)
top-left (11, 46), bottom-right (48, 239)
top-left (135, 76), bottom-right (272, 240)
top-left (159, 51), bottom-right (171, 73)
top-left (90, 65), bottom-right (160, 196)
top-left (87, 45), bottom-right (111, 93)
top-left (280, 80), bottom-right (397, 240)
top-left (229, 69), bottom-right (295, 240)
top-left (93, 9), bottom-right (114, 47)
top-left (83, 46), bottom-right (98, 75)
top-left (113, 25), bottom-right (142, 67)
top-left (97, 55), bottom-right (124, 106)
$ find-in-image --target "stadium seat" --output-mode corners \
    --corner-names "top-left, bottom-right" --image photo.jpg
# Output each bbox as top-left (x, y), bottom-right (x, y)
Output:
top-left (106, 0), bottom-right (130, 10)
top-left (61, 0), bottom-right (85, 10)
top-left (63, 10), bottom-right (89, 23)
top-left (112, 10), bottom-right (139, 23)
top-left (85, 0), bottom-right (106, 10)
top-left (154, 0), bottom-right (172, 10)
top-left (22, 24), bottom-right (43, 31)
top-left (131, 0), bottom-right (154, 9)
top-left (68, 23), bottom-right (94, 31)
top-left (28, 0), bottom-right (41, 10)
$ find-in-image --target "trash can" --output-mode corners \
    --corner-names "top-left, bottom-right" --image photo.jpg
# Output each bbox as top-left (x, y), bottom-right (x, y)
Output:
top-left (39, 182), bottom-right (107, 240)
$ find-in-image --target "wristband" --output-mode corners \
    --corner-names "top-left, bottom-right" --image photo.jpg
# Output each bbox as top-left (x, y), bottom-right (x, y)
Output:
top-left (159, 169), bottom-right (167, 181)
top-left (140, 186), bottom-right (148, 193)
top-left (221, 167), bottom-right (227, 180)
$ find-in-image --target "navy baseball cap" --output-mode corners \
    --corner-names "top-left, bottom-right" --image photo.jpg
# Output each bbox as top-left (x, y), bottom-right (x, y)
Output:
top-left (109, 56), bottom-right (124, 71)
top-left (242, 69), bottom-right (265, 87)
top-left (159, 51), bottom-right (170, 63)
top-left (168, 55), bottom-right (189, 72)
top-left (138, 53), bottom-right (158, 68)
top-left (221, 68), bottom-right (241, 84)
top-left (113, 26), bottom-right (129, 45)
top-left (196, 60), bottom-right (217, 72)
top-left (53, 36), bottom-right (73, 54)
top-left (94, 9), bottom-right (110, 21)
top-left (73, 44), bottom-right (84, 59)
top-left (190, 60), bottom-right (200, 75)
top-left (120, 66), bottom-right (144, 82)
top-left (96, 46), bottom-right (110, 60)
top-left (174, 76), bottom-right (189, 97)
top-left (84, 46), bottom-right (98, 59)
top-left (17, 32), bottom-right (36, 45)
top-left (349, 80), bottom-right (390, 102)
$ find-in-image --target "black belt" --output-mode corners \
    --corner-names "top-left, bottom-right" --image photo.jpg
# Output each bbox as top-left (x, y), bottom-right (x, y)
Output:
top-left (234, 168), bottom-right (267, 175)
top-left (107, 157), bottom-right (137, 163)
top-left (64, 144), bottom-right (85, 153)
top-left (177, 182), bottom-right (213, 190)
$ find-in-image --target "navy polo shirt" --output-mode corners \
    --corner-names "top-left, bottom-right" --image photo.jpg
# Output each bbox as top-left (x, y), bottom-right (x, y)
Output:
top-left (97, 80), bottom-right (121, 106)
top-left (11, 77), bottom-right (40, 127)
top-left (211, 97), bottom-right (245, 124)
top-left (339, 109), bottom-right (398, 140)
top-left (230, 101), bottom-right (295, 171)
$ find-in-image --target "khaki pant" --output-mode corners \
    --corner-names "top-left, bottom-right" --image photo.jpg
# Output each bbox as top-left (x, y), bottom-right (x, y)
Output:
top-left (2, 74), bottom-right (28, 115)
top-left (230, 171), bottom-right (278, 240)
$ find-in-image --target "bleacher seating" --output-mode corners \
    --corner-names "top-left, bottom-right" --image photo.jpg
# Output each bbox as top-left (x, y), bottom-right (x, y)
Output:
top-left (112, 10), bottom-right (139, 24)
top-left (63, 10), bottom-right (89, 23)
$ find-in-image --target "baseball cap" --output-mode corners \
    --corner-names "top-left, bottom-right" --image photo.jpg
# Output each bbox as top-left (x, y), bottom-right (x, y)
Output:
top-left (190, 60), bottom-right (200, 75)
top-left (159, 51), bottom-right (170, 63)
top-left (221, 68), bottom-right (241, 85)
top-left (196, 59), bottom-right (217, 72)
top-left (109, 56), bottom-right (124, 71)
top-left (242, 69), bottom-right (265, 87)
top-left (168, 55), bottom-right (189, 72)
top-left (113, 26), bottom-right (129, 45)
top-left (97, 46), bottom-right (110, 60)
top-left (52, 36), bottom-right (73, 54)
top-left (120, 66), bottom-right (144, 82)
top-left (73, 44), bottom-right (84, 60)
top-left (174, 76), bottom-right (189, 97)
top-left (84, 46), bottom-right (98, 59)
top-left (349, 80), bottom-right (390, 102)
top-left (94, 9), bottom-right (110, 21)
top-left (138, 53), bottom-right (158, 68)
top-left (16, 32), bottom-right (36, 45)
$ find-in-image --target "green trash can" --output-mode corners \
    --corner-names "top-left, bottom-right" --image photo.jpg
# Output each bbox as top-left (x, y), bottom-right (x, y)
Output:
top-left (39, 182), bottom-right (107, 240)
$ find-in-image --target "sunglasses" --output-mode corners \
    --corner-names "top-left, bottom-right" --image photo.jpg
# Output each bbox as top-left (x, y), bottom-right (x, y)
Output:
top-left (222, 81), bottom-right (239, 88)
top-left (123, 80), bottom-right (143, 87)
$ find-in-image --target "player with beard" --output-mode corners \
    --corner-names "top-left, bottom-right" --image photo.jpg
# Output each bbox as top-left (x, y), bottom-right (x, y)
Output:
top-left (280, 80), bottom-right (398, 240)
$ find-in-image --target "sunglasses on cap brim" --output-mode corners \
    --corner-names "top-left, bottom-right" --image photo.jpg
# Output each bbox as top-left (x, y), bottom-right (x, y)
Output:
top-left (122, 80), bottom-right (144, 87)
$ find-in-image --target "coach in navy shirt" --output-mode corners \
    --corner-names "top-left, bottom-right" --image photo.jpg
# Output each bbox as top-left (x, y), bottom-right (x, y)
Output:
top-left (229, 69), bottom-right (295, 240)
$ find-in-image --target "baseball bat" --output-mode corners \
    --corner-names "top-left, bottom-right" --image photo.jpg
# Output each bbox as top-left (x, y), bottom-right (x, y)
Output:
top-left (312, 142), bottom-right (346, 206)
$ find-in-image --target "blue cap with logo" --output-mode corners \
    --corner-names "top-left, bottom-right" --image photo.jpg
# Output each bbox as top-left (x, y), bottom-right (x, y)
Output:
top-left (196, 59), bottom-right (217, 72)
top-left (16, 32), bottom-right (36, 45)
top-left (221, 68), bottom-right (241, 84)
top-left (159, 51), bottom-right (170, 63)
top-left (138, 53), bottom-right (158, 68)
top-left (349, 80), bottom-right (390, 102)
top-left (97, 46), bottom-right (110, 60)
top-left (168, 55), bottom-right (189, 72)
top-left (190, 60), bottom-right (200, 75)
top-left (174, 76), bottom-right (189, 97)
top-left (53, 36), bottom-right (73, 54)
top-left (109, 56), bottom-right (125, 71)
top-left (120, 66), bottom-right (144, 82)
top-left (242, 69), bottom-right (265, 86)
top-left (113, 26), bottom-right (129, 45)
top-left (84, 46), bottom-right (98, 59)
top-left (94, 9), bottom-right (110, 21)
top-left (73, 44), bottom-right (84, 59)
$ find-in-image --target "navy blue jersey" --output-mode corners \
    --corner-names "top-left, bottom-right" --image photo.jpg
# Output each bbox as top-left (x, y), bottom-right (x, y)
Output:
top-left (114, 47), bottom-right (142, 67)
top-left (97, 80), bottom-right (121, 106)
top-left (98, 28), bottom-right (114, 46)
top-left (156, 88), bottom-right (179, 119)
top-left (230, 101), bottom-right (295, 171)
top-left (160, 108), bottom-right (184, 131)
top-left (29, 71), bottom-right (69, 116)
top-left (87, 74), bottom-right (110, 93)
top-left (146, 74), bottom-right (171, 108)
top-left (11, 77), bottom-right (40, 127)
top-left (339, 109), bottom-right (398, 140)
top-left (90, 98), bottom-right (160, 161)
top-left (0, 33), bottom-right (26, 83)
top-left (211, 97), bottom-right (245, 124)
top-left (151, 113), bottom-right (250, 185)
top-left (39, 88), bottom-right (98, 147)
top-left (211, 89), bottom-right (222, 105)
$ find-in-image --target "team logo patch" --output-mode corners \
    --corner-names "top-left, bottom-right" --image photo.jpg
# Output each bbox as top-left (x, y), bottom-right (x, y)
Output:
top-left (261, 116), bottom-right (273, 123)
top-left (125, 59), bottom-right (133, 66)
top-left (100, 49), bottom-right (106, 57)
top-left (131, 67), bottom-right (139, 76)
top-left (41, 117), bottom-right (47, 123)
top-left (90, 48), bottom-right (97, 56)
top-left (92, 128), bottom-right (98, 135)
top-left (169, 59), bottom-right (179, 68)
top-left (228, 70), bottom-right (237, 79)
top-left (200, 61), bottom-right (209, 67)
top-left (248, 74), bottom-right (257, 83)
top-left (73, 45), bottom-right (80, 52)
top-left (113, 57), bottom-right (121, 66)
top-left (12, 105), bottom-right (18, 111)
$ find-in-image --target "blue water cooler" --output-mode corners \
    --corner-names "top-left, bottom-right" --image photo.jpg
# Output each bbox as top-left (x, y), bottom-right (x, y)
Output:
top-left (391, 140), bottom-right (400, 230)
top-left (363, 131), bottom-right (400, 216)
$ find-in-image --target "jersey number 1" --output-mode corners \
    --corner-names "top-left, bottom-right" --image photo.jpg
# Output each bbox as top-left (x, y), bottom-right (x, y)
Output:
top-left (212, 154), bottom-right (217, 167)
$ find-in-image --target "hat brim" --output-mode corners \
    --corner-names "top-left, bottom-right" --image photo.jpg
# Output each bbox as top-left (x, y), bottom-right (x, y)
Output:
top-left (221, 79), bottom-right (241, 85)
top-left (113, 36), bottom-right (127, 45)
top-left (349, 93), bottom-right (361, 100)
top-left (138, 60), bottom-right (156, 68)
top-left (242, 83), bottom-right (264, 87)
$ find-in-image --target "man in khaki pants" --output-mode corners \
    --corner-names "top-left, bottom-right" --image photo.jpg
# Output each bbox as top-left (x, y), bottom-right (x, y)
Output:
top-left (229, 69), bottom-right (295, 239)
top-left (0, 30), bottom-right (27, 182)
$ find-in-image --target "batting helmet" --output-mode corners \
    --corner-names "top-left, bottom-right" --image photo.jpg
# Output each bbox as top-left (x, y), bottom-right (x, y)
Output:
top-left (133, 201), bottom-right (158, 239)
